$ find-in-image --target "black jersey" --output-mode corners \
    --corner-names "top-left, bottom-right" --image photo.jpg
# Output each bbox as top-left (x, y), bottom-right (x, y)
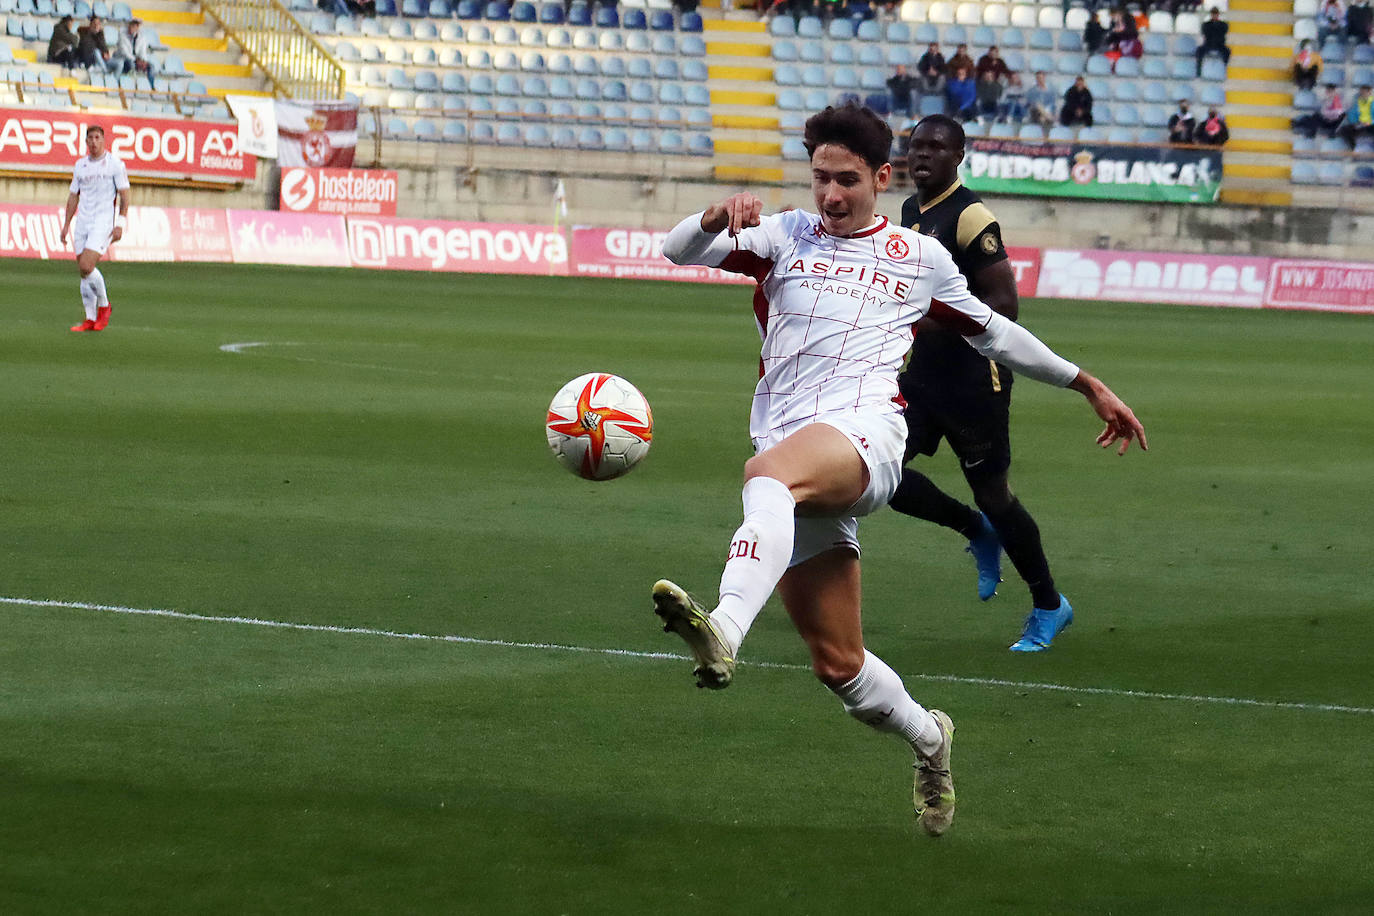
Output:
top-left (899, 180), bottom-right (1011, 392)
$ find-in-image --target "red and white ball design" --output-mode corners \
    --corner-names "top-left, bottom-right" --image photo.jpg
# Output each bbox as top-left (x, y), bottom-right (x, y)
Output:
top-left (545, 373), bottom-right (654, 480)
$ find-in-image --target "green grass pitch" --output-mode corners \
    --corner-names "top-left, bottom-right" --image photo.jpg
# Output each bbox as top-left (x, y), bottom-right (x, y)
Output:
top-left (2, 260), bottom-right (1373, 913)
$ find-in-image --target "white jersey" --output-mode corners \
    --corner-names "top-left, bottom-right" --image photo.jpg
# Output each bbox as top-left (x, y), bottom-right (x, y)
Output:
top-left (69, 152), bottom-right (130, 227)
top-left (662, 209), bottom-right (1079, 448)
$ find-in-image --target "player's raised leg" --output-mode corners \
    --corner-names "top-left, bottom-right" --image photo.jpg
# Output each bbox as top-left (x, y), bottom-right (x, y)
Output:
top-left (778, 547), bottom-right (956, 836)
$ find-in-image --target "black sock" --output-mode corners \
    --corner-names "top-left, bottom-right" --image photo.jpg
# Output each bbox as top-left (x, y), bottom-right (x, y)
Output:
top-left (982, 497), bottom-right (1058, 609)
top-left (889, 469), bottom-right (983, 537)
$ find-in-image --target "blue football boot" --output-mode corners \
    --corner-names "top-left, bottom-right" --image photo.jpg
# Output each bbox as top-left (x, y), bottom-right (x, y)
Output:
top-left (965, 512), bottom-right (1003, 601)
top-left (1009, 595), bottom-right (1074, 652)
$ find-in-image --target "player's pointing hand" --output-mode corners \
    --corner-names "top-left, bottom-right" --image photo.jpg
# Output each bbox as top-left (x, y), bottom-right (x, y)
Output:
top-left (702, 193), bottom-right (764, 237)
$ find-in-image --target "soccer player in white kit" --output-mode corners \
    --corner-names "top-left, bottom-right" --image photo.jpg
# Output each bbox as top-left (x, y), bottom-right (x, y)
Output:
top-left (60, 125), bottom-right (129, 332)
top-left (654, 105), bottom-right (1147, 836)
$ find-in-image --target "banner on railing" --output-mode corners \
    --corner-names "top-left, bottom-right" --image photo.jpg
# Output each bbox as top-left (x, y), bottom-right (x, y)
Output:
top-left (280, 167), bottom-right (398, 216)
top-left (1265, 259), bottom-right (1374, 312)
top-left (345, 216), bottom-right (568, 274)
top-left (276, 100), bottom-right (358, 169)
top-left (570, 226), bottom-right (753, 284)
top-left (1036, 248), bottom-right (1269, 307)
top-left (0, 108), bottom-right (255, 183)
top-left (108, 206), bottom-right (234, 262)
top-left (227, 209), bottom-right (350, 267)
top-left (961, 138), bottom-right (1222, 204)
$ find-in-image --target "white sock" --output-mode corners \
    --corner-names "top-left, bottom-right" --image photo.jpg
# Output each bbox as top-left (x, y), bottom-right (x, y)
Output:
top-left (88, 267), bottom-right (108, 308)
top-left (79, 275), bottom-right (98, 320)
top-left (831, 650), bottom-right (944, 757)
top-left (709, 476), bottom-right (796, 657)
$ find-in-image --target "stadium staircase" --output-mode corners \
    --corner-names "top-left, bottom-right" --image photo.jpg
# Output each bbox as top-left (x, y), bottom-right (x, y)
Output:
top-left (1220, 0), bottom-right (1297, 206)
top-left (134, 0), bottom-right (270, 100)
top-left (699, 15), bottom-right (785, 182)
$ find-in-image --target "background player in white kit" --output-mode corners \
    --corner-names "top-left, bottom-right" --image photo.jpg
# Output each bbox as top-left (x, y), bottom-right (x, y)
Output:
top-left (654, 104), bottom-right (1147, 836)
top-left (60, 125), bottom-right (129, 332)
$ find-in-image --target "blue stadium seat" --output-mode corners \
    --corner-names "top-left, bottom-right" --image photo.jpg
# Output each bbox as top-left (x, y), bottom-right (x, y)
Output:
top-left (782, 137), bottom-right (809, 160)
top-left (1085, 55), bottom-right (1112, 76)
top-left (680, 35), bottom-right (706, 56)
top-left (622, 8), bottom-right (646, 29)
top-left (770, 14), bottom-right (795, 36)
top-left (919, 95), bottom-right (944, 116)
top-left (1317, 162), bottom-right (1346, 185)
top-left (858, 19), bottom-right (882, 41)
top-left (651, 32), bottom-right (676, 54)
top-left (521, 50), bottom-right (546, 71)
top-left (1354, 44), bottom-right (1374, 64)
top-left (1141, 105), bottom-right (1168, 127)
top-left (600, 55), bottom-right (625, 77)
top-left (654, 57), bottom-right (679, 80)
top-left (684, 84), bottom-right (709, 106)
top-left (1199, 84), bottom-right (1225, 106)
top-left (442, 121), bottom-right (467, 142)
top-left (575, 126), bottom-right (603, 149)
top-left (552, 125), bottom-right (576, 146)
top-left (593, 5), bottom-right (617, 27)
top-left (658, 130), bottom-right (685, 153)
top-left (470, 122), bottom-right (497, 144)
top-left (415, 69), bottom-right (440, 91)
top-left (539, 2), bottom-right (563, 22)
top-left (800, 40), bottom-right (824, 62)
top-left (1018, 124), bottom-right (1045, 140)
top-left (988, 122), bottom-right (1016, 138)
top-left (1170, 59), bottom-right (1195, 80)
top-left (1057, 54), bottom-right (1082, 75)
top-left (548, 75), bottom-right (574, 98)
top-left (598, 30), bottom-right (624, 51)
top-left (1028, 27), bottom-right (1053, 50)
top-left (1172, 35), bottom-right (1197, 56)
top-left (1077, 126), bottom-right (1103, 141)
top-left (1106, 126), bottom-right (1136, 143)
top-left (658, 82), bottom-right (684, 104)
top-left (457, 0), bottom-right (481, 19)
top-left (1201, 58), bottom-right (1226, 81)
top-left (914, 23), bottom-right (938, 43)
top-left (775, 63), bottom-right (802, 86)
top-left (546, 52), bottom-right (572, 73)
top-left (688, 133), bottom-right (713, 155)
top-left (1115, 57), bottom-right (1140, 78)
top-left (1142, 32), bottom-right (1167, 56)
top-left (888, 45), bottom-right (913, 66)
top-left (804, 88), bottom-right (831, 109)
top-left (570, 27), bottom-right (596, 49)
top-left (573, 53), bottom-right (597, 75)
top-left (485, 0), bottom-right (510, 20)
top-left (833, 66), bottom-right (859, 89)
top-left (1293, 89), bottom-right (1318, 111)
top-left (1028, 52), bottom-right (1054, 72)
top-left (522, 74), bottom-right (549, 96)
top-left (522, 123), bottom-right (549, 145)
top-left (659, 105), bottom-right (683, 124)
top-left (1113, 81), bottom-right (1140, 102)
top-left (798, 15), bottom-right (823, 38)
top-left (400, 0), bottom-right (423, 15)
top-left (886, 22), bottom-right (911, 42)
top-left (945, 25), bottom-right (968, 44)
top-left (1291, 135), bottom-right (1316, 153)
top-left (774, 40), bottom-right (799, 62)
top-left (630, 128), bottom-right (654, 150)
top-left (831, 43), bottom-right (855, 64)
top-left (680, 11), bottom-right (702, 31)
top-left (440, 71), bottom-right (466, 92)
top-left (1142, 58), bottom-right (1169, 79)
top-left (778, 87), bottom-right (805, 109)
top-left (628, 80), bottom-right (654, 103)
top-left (494, 122), bottom-right (521, 144)
top-left (649, 10), bottom-right (673, 30)
top-left (602, 79), bottom-right (627, 101)
top-left (603, 126), bottom-right (630, 150)
top-left (493, 49), bottom-right (520, 69)
top-left (511, 1), bottom-right (536, 21)
top-left (603, 102), bottom-right (629, 125)
top-left (858, 44), bottom-right (884, 66)
top-left (1047, 124), bottom-right (1074, 140)
top-left (801, 64), bottom-right (826, 86)
top-left (1113, 105), bottom-right (1140, 126)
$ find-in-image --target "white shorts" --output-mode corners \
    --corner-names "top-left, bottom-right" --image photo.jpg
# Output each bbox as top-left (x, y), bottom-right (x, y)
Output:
top-left (72, 220), bottom-right (114, 256)
top-left (753, 409), bottom-right (906, 569)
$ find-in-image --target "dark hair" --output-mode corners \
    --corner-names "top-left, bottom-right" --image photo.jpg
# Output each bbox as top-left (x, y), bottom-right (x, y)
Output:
top-left (803, 104), bottom-right (893, 171)
top-left (86, 125), bottom-right (105, 137)
top-left (912, 113), bottom-right (965, 149)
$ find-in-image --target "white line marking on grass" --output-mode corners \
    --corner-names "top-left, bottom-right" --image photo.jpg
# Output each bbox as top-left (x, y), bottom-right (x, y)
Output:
top-left (219, 340), bottom-right (441, 376)
top-left (5, 595), bottom-right (1372, 716)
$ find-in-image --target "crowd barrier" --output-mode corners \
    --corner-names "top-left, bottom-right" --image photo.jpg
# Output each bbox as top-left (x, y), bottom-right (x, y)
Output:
top-left (2, 203), bottom-right (1370, 314)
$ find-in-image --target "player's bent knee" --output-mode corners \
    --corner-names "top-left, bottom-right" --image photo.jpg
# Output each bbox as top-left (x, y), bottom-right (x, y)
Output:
top-left (809, 644), bottom-right (865, 688)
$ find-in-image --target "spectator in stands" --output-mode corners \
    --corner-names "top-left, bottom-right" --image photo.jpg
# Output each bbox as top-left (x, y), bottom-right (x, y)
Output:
top-left (947, 43), bottom-right (975, 77)
top-left (888, 64), bottom-right (917, 115)
top-left (1167, 99), bottom-right (1196, 144)
top-left (916, 42), bottom-right (946, 78)
top-left (1000, 72), bottom-right (1027, 123)
top-left (318, 0), bottom-right (352, 16)
top-left (1060, 75), bottom-right (1094, 127)
top-left (1025, 70), bottom-right (1057, 129)
top-left (975, 45), bottom-right (1013, 82)
top-left (1318, 0), bottom-right (1346, 43)
top-left (915, 60), bottom-right (946, 101)
top-left (1293, 40), bottom-right (1323, 90)
top-left (976, 70), bottom-right (1004, 120)
top-left (77, 15), bottom-right (113, 72)
top-left (1347, 0), bottom-right (1373, 43)
top-left (1193, 107), bottom-right (1229, 145)
top-left (110, 18), bottom-right (157, 89)
top-left (1196, 7), bottom-right (1231, 76)
top-left (946, 65), bottom-right (978, 120)
top-left (47, 15), bottom-right (80, 69)
top-left (841, 0), bottom-right (875, 20)
top-left (1084, 10), bottom-right (1108, 55)
top-left (1107, 9), bottom-right (1139, 52)
top-left (1340, 84), bottom-right (1374, 145)
top-left (1316, 83), bottom-right (1346, 134)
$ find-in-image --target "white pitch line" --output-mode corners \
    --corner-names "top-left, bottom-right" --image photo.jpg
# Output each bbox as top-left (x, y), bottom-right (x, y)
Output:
top-left (4, 595), bottom-right (1372, 716)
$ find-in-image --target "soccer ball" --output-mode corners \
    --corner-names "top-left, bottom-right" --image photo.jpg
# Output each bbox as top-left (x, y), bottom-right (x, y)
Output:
top-left (545, 373), bottom-right (654, 480)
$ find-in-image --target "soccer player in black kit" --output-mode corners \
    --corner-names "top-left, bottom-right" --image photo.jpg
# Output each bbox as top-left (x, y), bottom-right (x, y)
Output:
top-left (893, 114), bottom-right (1072, 652)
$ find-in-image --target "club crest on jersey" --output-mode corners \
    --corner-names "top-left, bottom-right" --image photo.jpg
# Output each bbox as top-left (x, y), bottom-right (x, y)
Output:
top-left (884, 234), bottom-right (910, 260)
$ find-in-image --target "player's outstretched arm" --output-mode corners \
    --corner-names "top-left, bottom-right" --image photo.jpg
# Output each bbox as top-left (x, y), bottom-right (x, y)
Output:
top-left (1068, 371), bottom-right (1148, 455)
top-left (663, 193), bottom-right (766, 268)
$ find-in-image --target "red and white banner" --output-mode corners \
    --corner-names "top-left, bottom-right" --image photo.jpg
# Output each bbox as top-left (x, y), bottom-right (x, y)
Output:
top-left (0, 108), bottom-right (255, 183)
top-left (227, 209), bottom-right (350, 267)
top-left (280, 167), bottom-right (398, 216)
top-left (570, 226), bottom-right (753, 284)
top-left (0, 202), bottom-right (63, 258)
top-left (345, 216), bottom-right (568, 274)
top-left (108, 206), bottom-right (233, 262)
top-left (1005, 245), bottom-right (1041, 300)
top-left (276, 99), bottom-right (357, 169)
top-left (1265, 259), bottom-right (1374, 313)
top-left (1036, 248), bottom-right (1270, 308)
